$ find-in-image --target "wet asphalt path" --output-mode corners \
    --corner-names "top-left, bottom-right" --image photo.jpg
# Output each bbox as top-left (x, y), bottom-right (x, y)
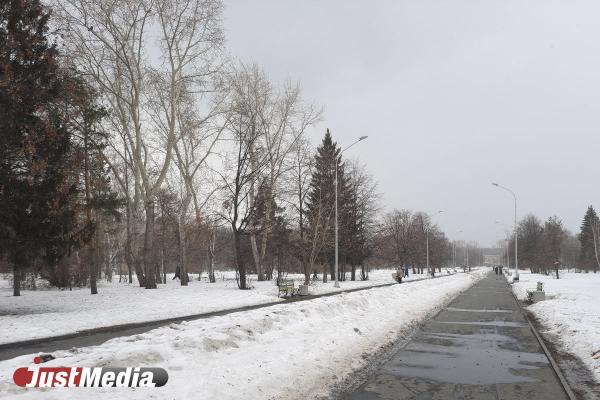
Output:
top-left (347, 271), bottom-right (569, 400)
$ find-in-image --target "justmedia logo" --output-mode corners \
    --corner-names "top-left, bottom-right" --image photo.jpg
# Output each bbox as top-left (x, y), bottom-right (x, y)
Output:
top-left (12, 356), bottom-right (168, 388)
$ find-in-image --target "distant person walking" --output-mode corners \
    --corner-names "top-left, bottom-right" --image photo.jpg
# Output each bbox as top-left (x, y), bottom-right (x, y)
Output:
top-left (404, 265), bottom-right (409, 278)
top-left (173, 265), bottom-right (181, 280)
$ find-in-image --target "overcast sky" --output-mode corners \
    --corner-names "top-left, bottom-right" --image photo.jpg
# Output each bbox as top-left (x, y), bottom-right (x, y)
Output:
top-left (223, 0), bottom-right (600, 246)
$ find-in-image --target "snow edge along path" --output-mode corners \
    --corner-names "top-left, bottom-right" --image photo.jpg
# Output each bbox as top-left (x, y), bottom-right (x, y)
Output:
top-left (0, 268), bottom-right (488, 400)
top-left (0, 269), bottom-right (455, 346)
top-left (511, 272), bottom-right (600, 387)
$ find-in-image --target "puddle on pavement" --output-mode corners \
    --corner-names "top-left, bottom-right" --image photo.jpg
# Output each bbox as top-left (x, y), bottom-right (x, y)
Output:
top-left (435, 320), bottom-right (527, 327)
top-left (382, 330), bottom-right (548, 385)
top-left (446, 307), bottom-right (513, 313)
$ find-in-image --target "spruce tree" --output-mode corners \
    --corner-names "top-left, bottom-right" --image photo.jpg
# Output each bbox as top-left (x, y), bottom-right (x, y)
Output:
top-left (306, 129), bottom-right (350, 282)
top-left (0, 0), bottom-right (80, 295)
top-left (578, 205), bottom-right (599, 272)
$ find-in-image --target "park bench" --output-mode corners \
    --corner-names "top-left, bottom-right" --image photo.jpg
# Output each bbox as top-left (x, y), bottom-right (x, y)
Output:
top-left (526, 281), bottom-right (545, 303)
top-left (278, 279), bottom-right (297, 297)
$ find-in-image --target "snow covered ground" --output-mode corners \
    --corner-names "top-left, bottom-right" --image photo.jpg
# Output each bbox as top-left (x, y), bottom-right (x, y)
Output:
top-left (0, 268), bottom-right (485, 400)
top-left (0, 268), bottom-right (457, 345)
top-left (511, 270), bottom-right (600, 383)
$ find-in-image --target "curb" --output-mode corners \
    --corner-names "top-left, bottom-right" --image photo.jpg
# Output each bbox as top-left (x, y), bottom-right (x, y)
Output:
top-left (505, 276), bottom-right (577, 400)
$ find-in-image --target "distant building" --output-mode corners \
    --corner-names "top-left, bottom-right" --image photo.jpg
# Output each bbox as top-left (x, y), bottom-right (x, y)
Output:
top-left (480, 248), bottom-right (504, 266)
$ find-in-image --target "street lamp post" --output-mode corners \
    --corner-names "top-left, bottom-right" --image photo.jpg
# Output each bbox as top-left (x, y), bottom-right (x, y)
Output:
top-left (453, 230), bottom-right (462, 268)
top-left (453, 242), bottom-right (456, 267)
top-left (505, 239), bottom-right (509, 270)
top-left (426, 211), bottom-right (444, 277)
top-left (334, 135), bottom-right (368, 288)
top-left (492, 183), bottom-right (519, 281)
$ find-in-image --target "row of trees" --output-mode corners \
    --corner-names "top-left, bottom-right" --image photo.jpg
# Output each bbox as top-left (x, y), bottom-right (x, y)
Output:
top-left (375, 210), bottom-right (449, 274)
top-left (498, 205), bottom-right (600, 279)
top-left (3, 0), bottom-right (459, 297)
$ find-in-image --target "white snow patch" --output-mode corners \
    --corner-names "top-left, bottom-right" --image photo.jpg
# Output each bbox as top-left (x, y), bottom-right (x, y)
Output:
top-left (512, 270), bottom-right (600, 383)
top-left (0, 269), bottom-right (455, 345)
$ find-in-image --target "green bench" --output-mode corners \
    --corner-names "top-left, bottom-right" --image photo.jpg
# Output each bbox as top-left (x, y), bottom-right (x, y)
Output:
top-left (278, 279), bottom-right (297, 297)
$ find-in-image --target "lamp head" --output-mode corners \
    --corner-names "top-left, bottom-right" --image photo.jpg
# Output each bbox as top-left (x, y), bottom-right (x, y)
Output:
top-left (492, 182), bottom-right (499, 186)
top-left (358, 136), bottom-right (368, 141)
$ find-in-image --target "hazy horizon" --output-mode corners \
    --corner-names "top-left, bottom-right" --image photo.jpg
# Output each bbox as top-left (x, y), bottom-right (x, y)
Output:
top-left (223, 0), bottom-right (600, 247)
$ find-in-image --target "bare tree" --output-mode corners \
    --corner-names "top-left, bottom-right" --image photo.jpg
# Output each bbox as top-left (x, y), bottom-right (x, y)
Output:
top-left (306, 179), bottom-right (335, 283)
top-left (214, 64), bottom-right (271, 289)
top-left (248, 80), bottom-right (320, 281)
top-left (378, 209), bottom-right (416, 269)
top-left (542, 216), bottom-right (565, 279)
top-left (345, 160), bottom-right (379, 280)
top-left (167, 87), bottom-right (226, 285)
top-left (57, 0), bottom-right (225, 288)
top-left (284, 138), bottom-right (313, 284)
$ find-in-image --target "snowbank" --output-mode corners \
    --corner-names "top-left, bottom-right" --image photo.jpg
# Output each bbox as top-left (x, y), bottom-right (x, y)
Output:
top-left (0, 268), bottom-right (486, 400)
top-left (0, 268), bottom-right (454, 345)
top-left (512, 271), bottom-right (600, 383)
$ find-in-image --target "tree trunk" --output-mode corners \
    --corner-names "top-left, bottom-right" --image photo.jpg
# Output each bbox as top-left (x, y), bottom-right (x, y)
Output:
top-left (161, 249), bottom-right (166, 284)
top-left (178, 194), bottom-right (191, 286)
top-left (233, 228), bottom-right (246, 289)
top-left (126, 236), bottom-right (134, 284)
top-left (13, 263), bottom-right (21, 297)
top-left (90, 219), bottom-right (103, 295)
top-left (103, 232), bottom-right (112, 282)
top-left (302, 256), bottom-right (310, 285)
top-left (154, 262), bottom-right (161, 286)
top-left (125, 208), bottom-right (141, 286)
top-left (133, 258), bottom-right (144, 286)
top-left (351, 264), bottom-right (356, 281)
top-left (178, 218), bottom-right (189, 286)
top-left (260, 236), bottom-right (269, 279)
top-left (330, 263), bottom-right (334, 281)
top-left (124, 172), bottom-right (134, 284)
top-left (322, 264), bottom-right (328, 283)
top-left (208, 228), bottom-right (216, 283)
top-left (144, 199), bottom-right (157, 289)
top-left (250, 233), bottom-right (263, 280)
top-left (90, 241), bottom-right (98, 295)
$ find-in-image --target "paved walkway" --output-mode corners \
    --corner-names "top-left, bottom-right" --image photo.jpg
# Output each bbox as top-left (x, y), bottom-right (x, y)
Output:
top-left (347, 272), bottom-right (570, 400)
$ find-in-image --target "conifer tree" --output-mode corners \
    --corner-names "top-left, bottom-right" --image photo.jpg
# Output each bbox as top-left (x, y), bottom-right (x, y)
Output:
top-left (578, 205), bottom-right (599, 272)
top-left (306, 129), bottom-right (351, 281)
top-left (0, 0), bottom-right (81, 295)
